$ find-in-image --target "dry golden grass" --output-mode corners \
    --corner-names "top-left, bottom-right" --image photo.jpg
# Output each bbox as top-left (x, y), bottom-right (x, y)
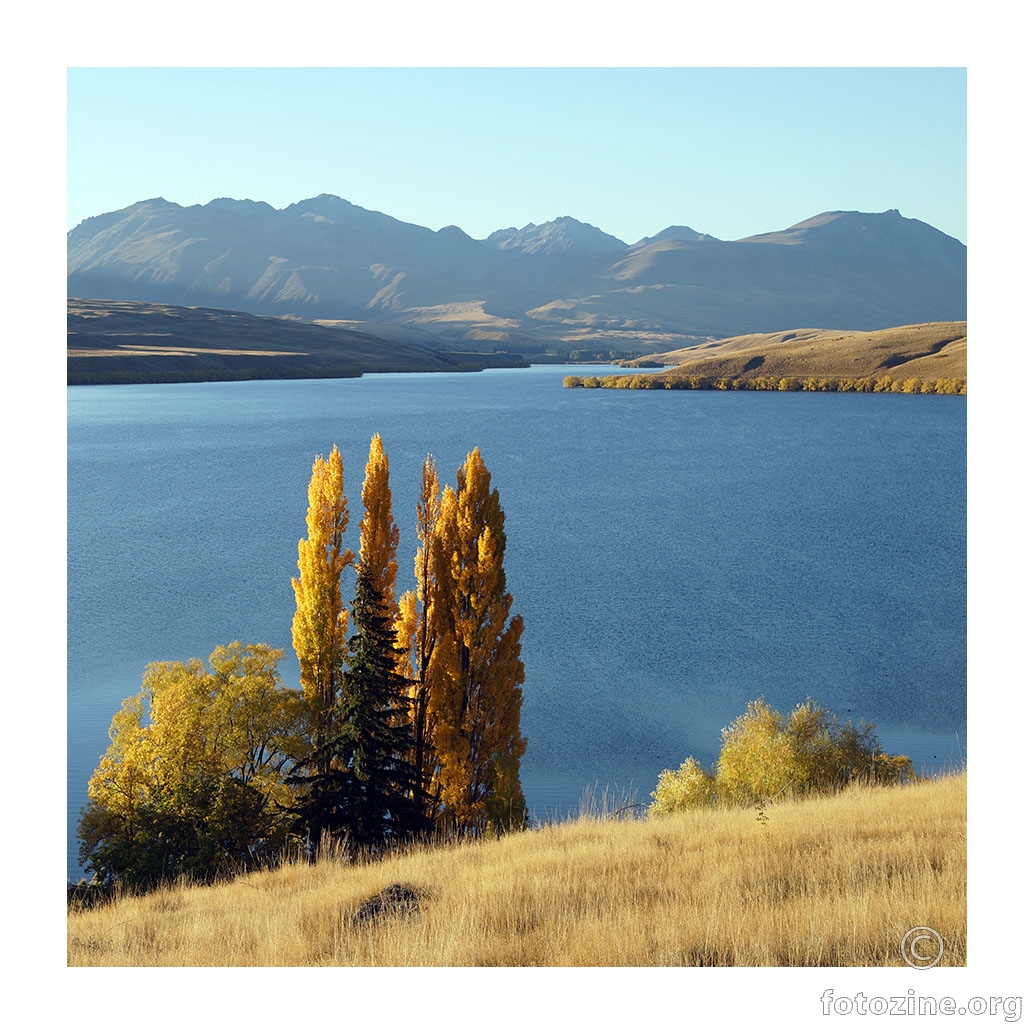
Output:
top-left (67, 772), bottom-right (965, 967)
top-left (639, 322), bottom-right (967, 382)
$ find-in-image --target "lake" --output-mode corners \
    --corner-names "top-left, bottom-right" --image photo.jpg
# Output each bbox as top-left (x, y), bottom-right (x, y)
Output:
top-left (67, 365), bottom-right (966, 879)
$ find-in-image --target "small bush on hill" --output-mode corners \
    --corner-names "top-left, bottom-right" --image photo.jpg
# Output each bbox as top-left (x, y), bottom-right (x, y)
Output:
top-left (648, 697), bottom-right (914, 815)
top-left (650, 757), bottom-right (717, 812)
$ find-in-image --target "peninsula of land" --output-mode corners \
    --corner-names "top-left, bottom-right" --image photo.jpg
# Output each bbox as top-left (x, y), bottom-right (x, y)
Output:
top-left (67, 298), bottom-right (527, 385)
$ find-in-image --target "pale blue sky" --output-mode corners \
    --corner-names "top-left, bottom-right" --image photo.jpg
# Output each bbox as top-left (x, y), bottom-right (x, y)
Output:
top-left (67, 67), bottom-right (966, 244)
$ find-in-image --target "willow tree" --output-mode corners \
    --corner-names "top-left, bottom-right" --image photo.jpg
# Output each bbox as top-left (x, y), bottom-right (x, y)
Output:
top-left (77, 643), bottom-right (306, 889)
top-left (291, 445), bottom-right (353, 760)
top-left (397, 454), bottom-right (442, 814)
top-left (427, 447), bottom-right (527, 834)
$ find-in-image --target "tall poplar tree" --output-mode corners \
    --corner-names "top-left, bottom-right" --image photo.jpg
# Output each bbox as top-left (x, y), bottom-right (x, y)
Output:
top-left (397, 454), bottom-right (442, 815)
top-left (358, 434), bottom-right (400, 621)
top-left (428, 447), bottom-right (527, 834)
top-left (291, 445), bottom-right (353, 762)
top-left (289, 436), bottom-right (426, 848)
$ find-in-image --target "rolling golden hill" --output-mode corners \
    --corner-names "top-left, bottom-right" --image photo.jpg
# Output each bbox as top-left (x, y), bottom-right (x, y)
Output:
top-left (67, 773), bottom-right (965, 967)
top-left (634, 321), bottom-right (966, 383)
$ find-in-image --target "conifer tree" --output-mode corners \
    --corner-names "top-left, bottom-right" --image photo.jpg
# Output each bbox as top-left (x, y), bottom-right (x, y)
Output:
top-left (291, 445), bottom-right (352, 763)
top-left (289, 438), bottom-right (425, 848)
top-left (347, 435), bottom-right (424, 843)
top-left (288, 566), bottom-right (426, 848)
top-left (342, 566), bottom-right (426, 843)
top-left (427, 448), bottom-right (527, 834)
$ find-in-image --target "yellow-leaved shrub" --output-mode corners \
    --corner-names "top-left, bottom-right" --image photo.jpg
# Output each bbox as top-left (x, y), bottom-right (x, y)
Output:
top-left (648, 756), bottom-right (716, 814)
top-left (649, 696), bottom-right (916, 815)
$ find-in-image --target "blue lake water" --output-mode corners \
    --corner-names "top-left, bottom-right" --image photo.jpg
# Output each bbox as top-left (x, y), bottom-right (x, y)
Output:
top-left (67, 365), bottom-right (966, 879)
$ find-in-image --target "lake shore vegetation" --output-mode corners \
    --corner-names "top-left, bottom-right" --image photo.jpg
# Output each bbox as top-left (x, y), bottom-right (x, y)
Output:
top-left (564, 373), bottom-right (966, 393)
top-left (76, 436), bottom-right (528, 893)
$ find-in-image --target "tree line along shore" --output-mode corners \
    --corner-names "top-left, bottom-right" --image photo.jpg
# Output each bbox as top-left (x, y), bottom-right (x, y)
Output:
top-left (563, 372), bottom-right (966, 393)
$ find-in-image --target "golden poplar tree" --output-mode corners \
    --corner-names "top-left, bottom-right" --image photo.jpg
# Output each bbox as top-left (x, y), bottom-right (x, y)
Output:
top-left (427, 447), bottom-right (527, 834)
top-left (358, 433), bottom-right (399, 620)
top-left (291, 445), bottom-right (353, 758)
top-left (397, 454), bottom-right (442, 812)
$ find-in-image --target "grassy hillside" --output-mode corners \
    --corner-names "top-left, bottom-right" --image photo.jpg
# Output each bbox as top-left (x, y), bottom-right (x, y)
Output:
top-left (630, 321), bottom-right (966, 383)
top-left (68, 772), bottom-right (965, 967)
top-left (67, 298), bottom-right (528, 385)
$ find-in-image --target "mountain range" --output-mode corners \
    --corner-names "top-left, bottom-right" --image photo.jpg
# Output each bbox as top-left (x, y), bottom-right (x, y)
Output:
top-left (67, 195), bottom-right (966, 353)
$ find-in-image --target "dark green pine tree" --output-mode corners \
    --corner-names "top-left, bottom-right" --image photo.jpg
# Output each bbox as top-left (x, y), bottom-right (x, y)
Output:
top-left (285, 749), bottom-right (361, 852)
top-left (340, 564), bottom-right (428, 845)
top-left (289, 565), bottom-right (428, 850)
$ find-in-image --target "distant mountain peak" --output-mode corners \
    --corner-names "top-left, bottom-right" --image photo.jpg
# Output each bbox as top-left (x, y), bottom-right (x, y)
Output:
top-left (790, 209), bottom-right (902, 230)
top-left (436, 224), bottom-right (474, 240)
top-left (484, 216), bottom-right (627, 256)
top-left (206, 197), bottom-right (276, 216)
top-left (287, 194), bottom-right (359, 216)
top-left (633, 225), bottom-right (719, 247)
top-left (737, 208), bottom-right (953, 246)
top-left (132, 196), bottom-right (178, 212)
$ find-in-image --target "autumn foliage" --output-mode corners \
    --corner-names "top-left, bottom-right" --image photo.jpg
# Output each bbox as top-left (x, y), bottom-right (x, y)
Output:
top-left (649, 697), bottom-right (915, 816)
top-left (564, 373), bottom-right (966, 393)
top-left (79, 435), bottom-right (527, 890)
top-left (77, 643), bottom-right (307, 888)
top-left (422, 448), bottom-right (527, 833)
top-left (291, 445), bottom-right (352, 759)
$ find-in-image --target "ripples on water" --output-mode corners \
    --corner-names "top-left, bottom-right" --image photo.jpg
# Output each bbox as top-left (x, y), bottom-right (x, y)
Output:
top-left (67, 367), bottom-right (966, 875)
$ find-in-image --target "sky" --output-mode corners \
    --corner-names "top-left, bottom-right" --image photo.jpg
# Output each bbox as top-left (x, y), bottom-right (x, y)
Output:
top-left (67, 66), bottom-right (967, 244)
